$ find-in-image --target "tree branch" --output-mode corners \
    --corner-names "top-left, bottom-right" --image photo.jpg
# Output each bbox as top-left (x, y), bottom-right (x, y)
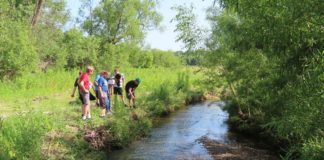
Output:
top-left (31, 0), bottom-right (44, 26)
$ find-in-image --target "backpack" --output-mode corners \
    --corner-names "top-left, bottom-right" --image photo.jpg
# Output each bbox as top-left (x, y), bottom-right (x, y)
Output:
top-left (115, 73), bottom-right (122, 87)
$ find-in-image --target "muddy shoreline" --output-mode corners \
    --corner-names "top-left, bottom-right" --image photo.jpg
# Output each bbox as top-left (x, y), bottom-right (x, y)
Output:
top-left (198, 136), bottom-right (278, 160)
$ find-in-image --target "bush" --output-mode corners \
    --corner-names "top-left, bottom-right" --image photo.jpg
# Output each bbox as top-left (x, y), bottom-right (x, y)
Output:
top-left (0, 20), bottom-right (38, 80)
top-left (63, 29), bottom-right (99, 69)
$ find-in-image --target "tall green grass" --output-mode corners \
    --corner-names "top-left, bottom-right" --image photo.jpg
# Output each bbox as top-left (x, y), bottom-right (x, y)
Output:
top-left (0, 113), bottom-right (53, 159)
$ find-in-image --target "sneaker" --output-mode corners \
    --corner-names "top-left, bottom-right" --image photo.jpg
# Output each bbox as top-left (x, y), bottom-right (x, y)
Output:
top-left (82, 115), bottom-right (87, 120)
top-left (87, 114), bottom-right (91, 119)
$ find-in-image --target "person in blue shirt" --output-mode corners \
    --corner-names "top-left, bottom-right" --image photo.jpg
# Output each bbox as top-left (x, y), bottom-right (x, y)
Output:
top-left (98, 71), bottom-right (111, 117)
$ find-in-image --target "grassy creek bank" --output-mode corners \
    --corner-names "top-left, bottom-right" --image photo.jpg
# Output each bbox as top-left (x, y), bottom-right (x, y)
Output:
top-left (83, 90), bottom-right (206, 152)
top-left (0, 68), bottom-right (208, 159)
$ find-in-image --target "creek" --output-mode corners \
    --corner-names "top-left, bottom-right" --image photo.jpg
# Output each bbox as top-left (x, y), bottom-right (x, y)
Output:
top-left (108, 101), bottom-right (277, 160)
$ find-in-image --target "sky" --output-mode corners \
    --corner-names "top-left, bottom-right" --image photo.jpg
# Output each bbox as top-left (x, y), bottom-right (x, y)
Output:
top-left (65, 0), bottom-right (213, 51)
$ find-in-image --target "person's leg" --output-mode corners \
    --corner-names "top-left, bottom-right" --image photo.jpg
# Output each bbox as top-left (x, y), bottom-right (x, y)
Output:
top-left (126, 92), bottom-right (131, 107)
top-left (132, 97), bottom-right (136, 108)
top-left (114, 87), bottom-right (119, 105)
top-left (121, 95), bottom-right (126, 105)
top-left (109, 85), bottom-right (114, 105)
top-left (108, 96), bottom-right (112, 112)
top-left (98, 95), bottom-right (105, 117)
top-left (84, 92), bottom-right (91, 119)
top-left (118, 88), bottom-right (126, 105)
top-left (79, 94), bottom-right (85, 116)
top-left (105, 97), bottom-right (110, 114)
top-left (100, 99), bottom-right (106, 117)
top-left (81, 92), bottom-right (89, 119)
top-left (95, 90), bottom-right (100, 106)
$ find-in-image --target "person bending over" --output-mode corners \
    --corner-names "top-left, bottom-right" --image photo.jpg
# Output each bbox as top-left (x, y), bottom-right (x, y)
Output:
top-left (125, 78), bottom-right (141, 108)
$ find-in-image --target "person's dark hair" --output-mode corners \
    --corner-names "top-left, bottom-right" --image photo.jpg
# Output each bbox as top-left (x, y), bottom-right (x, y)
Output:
top-left (115, 73), bottom-right (121, 80)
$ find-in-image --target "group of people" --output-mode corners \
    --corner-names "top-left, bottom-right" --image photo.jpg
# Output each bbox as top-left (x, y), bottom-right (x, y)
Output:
top-left (71, 66), bottom-right (141, 120)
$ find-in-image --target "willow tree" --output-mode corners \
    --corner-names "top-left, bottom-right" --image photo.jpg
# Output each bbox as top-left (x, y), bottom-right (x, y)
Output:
top-left (206, 0), bottom-right (324, 158)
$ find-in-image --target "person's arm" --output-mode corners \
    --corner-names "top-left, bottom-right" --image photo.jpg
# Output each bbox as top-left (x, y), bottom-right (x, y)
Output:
top-left (72, 78), bottom-right (79, 97)
top-left (109, 85), bottom-right (113, 96)
top-left (79, 81), bottom-right (88, 93)
top-left (128, 88), bottom-right (135, 99)
top-left (99, 86), bottom-right (103, 98)
top-left (94, 80), bottom-right (98, 89)
top-left (71, 86), bottom-right (77, 97)
top-left (98, 80), bottom-right (104, 97)
top-left (122, 75), bottom-right (125, 88)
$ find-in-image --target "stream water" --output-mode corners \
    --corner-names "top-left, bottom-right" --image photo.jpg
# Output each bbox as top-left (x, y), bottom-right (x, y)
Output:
top-left (108, 101), bottom-right (276, 160)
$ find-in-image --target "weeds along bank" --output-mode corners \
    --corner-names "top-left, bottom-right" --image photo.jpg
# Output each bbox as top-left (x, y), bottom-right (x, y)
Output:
top-left (0, 67), bottom-right (205, 159)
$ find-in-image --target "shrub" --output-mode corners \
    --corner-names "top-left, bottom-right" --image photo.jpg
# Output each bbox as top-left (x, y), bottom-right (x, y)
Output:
top-left (0, 20), bottom-right (38, 80)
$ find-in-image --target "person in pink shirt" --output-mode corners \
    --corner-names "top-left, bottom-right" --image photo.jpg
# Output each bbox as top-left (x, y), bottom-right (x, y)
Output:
top-left (79, 66), bottom-right (94, 120)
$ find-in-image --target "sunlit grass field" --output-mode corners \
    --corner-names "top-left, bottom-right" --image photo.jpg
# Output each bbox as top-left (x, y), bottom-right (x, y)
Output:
top-left (0, 67), bottom-right (200, 115)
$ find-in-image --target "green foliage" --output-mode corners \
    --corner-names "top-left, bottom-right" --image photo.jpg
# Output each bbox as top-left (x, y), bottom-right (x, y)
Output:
top-left (39, 0), bottom-right (69, 28)
top-left (0, 20), bottom-right (38, 80)
top-left (84, 0), bottom-right (162, 45)
top-left (146, 72), bottom-right (192, 116)
top-left (34, 26), bottom-right (68, 70)
top-left (171, 4), bottom-right (206, 51)
top-left (176, 49), bottom-right (207, 66)
top-left (301, 137), bottom-right (324, 160)
top-left (175, 72), bottom-right (190, 92)
top-left (206, 0), bottom-right (324, 158)
top-left (0, 0), bottom-right (35, 22)
top-left (129, 49), bottom-right (181, 68)
top-left (151, 49), bottom-right (182, 68)
top-left (63, 29), bottom-right (99, 69)
top-left (0, 113), bottom-right (53, 159)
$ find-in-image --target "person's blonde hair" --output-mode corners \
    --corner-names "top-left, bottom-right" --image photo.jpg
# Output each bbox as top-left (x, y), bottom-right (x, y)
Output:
top-left (86, 66), bottom-right (94, 73)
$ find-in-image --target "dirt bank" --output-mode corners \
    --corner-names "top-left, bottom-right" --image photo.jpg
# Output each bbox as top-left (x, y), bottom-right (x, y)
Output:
top-left (198, 136), bottom-right (278, 160)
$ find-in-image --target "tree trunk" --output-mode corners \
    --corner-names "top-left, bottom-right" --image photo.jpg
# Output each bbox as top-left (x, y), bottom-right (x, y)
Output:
top-left (31, 0), bottom-right (44, 26)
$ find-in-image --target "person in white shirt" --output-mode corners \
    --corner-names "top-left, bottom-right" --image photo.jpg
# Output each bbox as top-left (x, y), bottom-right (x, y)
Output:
top-left (113, 68), bottom-right (126, 106)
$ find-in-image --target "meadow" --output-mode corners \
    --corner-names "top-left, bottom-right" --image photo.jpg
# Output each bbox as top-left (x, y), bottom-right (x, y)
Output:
top-left (0, 67), bottom-right (204, 159)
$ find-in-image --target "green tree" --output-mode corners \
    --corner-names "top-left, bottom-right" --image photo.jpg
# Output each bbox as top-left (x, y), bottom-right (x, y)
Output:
top-left (32, 0), bottom-right (70, 70)
top-left (83, 0), bottom-right (162, 45)
top-left (205, 0), bottom-right (324, 158)
top-left (171, 4), bottom-right (206, 51)
top-left (0, 20), bottom-right (38, 80)
top-left (63, 29), bottom-right (99, 69)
